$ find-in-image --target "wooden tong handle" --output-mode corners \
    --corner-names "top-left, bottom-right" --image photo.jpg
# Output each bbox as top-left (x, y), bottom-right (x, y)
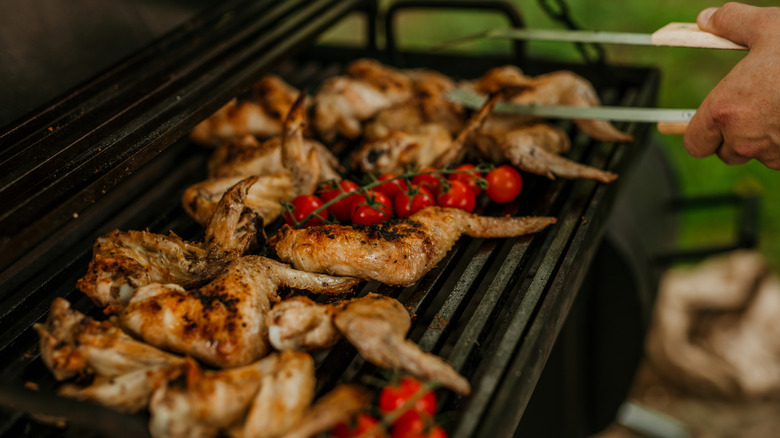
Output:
top-left (657, 121), bottom-right (689, 135)
top-left (651, 23), bottom-right (747, 50)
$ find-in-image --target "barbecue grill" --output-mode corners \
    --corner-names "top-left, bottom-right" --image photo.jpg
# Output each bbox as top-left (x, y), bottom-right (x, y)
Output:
top-left (0, 0), bottom-right (701, 436)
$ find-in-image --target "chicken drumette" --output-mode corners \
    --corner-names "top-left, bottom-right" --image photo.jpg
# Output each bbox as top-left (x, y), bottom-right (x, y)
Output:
top-left (271, 206), bottom-right (556, 287)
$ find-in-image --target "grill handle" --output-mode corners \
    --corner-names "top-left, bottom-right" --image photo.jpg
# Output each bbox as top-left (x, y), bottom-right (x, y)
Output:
top-left (384, 0), bottom-right (525, 65)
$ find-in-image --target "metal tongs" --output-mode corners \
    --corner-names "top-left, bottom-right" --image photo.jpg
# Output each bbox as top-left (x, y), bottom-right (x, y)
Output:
top-left (441, 23), bottom-right (748, 135)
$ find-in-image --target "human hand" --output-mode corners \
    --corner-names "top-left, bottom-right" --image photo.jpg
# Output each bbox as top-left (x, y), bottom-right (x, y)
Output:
top-left (684, 2), bottom-right (780, 169)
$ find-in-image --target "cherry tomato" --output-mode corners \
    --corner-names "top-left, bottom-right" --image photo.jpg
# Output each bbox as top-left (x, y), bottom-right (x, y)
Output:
top-left (390, 411), bottom-right (447, 438)
top-left (411, 167), bottom-right (443, 196)
top-left (436, 180), bottom-right (476, 213)
top-left (379, 376), bottom-right (437, 423)
top-left (332, 413), bottom-right (386, 438)
top-left (319, 180), bottom-right (361, 222)
top-left (351, 190), bottom-right (393, 226)
top-left (485, 165), bottom-right (523, 203)
top-left (447, 164), bottom-right (482, 198)
top-left (375, 173), bottom-right (409, 203)
top-left (284, 195), bottom-right (328, 228)
top-left (394, 186), bottom-right (435, 218)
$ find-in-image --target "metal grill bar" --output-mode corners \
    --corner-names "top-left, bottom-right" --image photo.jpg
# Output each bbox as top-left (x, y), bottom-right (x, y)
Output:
top-left (0, 0), bottom-right (368, 270)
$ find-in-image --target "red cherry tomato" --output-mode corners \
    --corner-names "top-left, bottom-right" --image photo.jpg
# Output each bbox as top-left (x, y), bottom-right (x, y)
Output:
top-left (411, 167), bottom-right (443, 196)
top-left (379, 376), bottom-right (437, 423)
top-left (375, 173), bottom-right (409, 203)
top-left (284, 195), bottom-right (328, 228)
top-left (485, 165), bottom-right (523, 203)
top-left (332, 413), bottom-right (386, 438)
top-left (319, 180), bottom-right (360, 222)
top-left (436, 180), bottom-right (476, 213)
top-left (447, 164), bottom-right (482, 198)
top-left (390, 411), bottom-right (447, 438)
top-left (351, 190), bottom-right (393, 226)
top-left (394, 186), bottom-right (435, 218)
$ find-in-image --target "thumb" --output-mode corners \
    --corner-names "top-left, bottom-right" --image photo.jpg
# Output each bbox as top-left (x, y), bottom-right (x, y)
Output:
top-left (697, 3), bottom-right (762, 47)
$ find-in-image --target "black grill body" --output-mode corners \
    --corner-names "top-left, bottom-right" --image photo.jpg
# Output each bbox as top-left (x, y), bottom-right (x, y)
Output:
top-left (0, 1), bottom-right (666, 437)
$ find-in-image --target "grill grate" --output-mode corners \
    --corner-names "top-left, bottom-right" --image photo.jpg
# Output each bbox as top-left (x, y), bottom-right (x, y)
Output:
top-left (0, 1), bottom-right (660, 437)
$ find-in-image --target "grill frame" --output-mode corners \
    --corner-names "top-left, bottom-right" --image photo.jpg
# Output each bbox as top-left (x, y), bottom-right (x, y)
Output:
top-left (0, 1), bottom-right (661, 437)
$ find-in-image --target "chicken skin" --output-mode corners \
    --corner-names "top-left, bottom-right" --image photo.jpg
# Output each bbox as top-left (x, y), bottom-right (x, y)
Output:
top-left (77, 177), bottom-right (262, 313)
top-left (267, 294), bottom-right (471, 395)
top-left (34, 298), bottom-right (185, 412)
top-left (271, 206), bottom-right (556, 287)
top-left (313, 58), bottom-right (413, 142)
top-left (183, 94), bottom-right (341, 227)
top-left (120, 256), bottom-right (360, 368)
top-left (190, 74), bottom-right (306, 146)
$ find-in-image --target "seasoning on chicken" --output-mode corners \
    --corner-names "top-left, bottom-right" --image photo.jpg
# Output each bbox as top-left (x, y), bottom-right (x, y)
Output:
top-left (120, 256), bottom-right (360, 368)
top-left (271, 206), bottom-right (556, 287)
top-left (267, 293), bottom-right (472, 395)
top-left (34, 298), bottom-right (185, 412)
top-left (76, 177), bottom-right (262, 313)
top-left (313, 58), bottom-right (413, 143)
top-left (183, 94), bottom-right (341, 227)
top-left (463, 65), bottom-right (633, 142)
top-left (190, 74), bottom-right (305, 146)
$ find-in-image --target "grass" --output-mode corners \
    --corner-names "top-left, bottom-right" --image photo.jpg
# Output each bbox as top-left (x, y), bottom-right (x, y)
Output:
top-left (325, 0), bottom-right (780, 268)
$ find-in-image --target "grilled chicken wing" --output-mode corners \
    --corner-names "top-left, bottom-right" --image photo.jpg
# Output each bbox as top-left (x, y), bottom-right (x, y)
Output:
top-left (463, 65), bottom-right (633, 142)
top-left (336, 293), bottom-right (471, 395)
top-left (120, 256), bottom-right (360, 368)
top-left (35, 298), bottom-right (186, 381)
top-left (77, 177), bottom-right (262, 313)
top-left (313, 59), bottom-right (413, 142)
top-left (473, 122), bottom-right (618, 183)
top-left (183, 94), bottom-right (340, 227)
top-left (190, 75), bottom-right (305, 146)
top-left (271, 206), bottom-right (556, 287)
top-left (267, 293), bottom-right (471, 395)
top-left (34, 298), bottom-right (185, 411)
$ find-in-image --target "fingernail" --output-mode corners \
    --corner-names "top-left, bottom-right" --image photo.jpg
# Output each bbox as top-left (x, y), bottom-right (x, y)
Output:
top-left (698, 7), bottom-right (717, 27)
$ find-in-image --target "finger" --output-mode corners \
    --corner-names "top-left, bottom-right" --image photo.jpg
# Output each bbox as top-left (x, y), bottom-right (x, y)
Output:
top-left (697, 2), bottom-right (763, 47)
top-left (716, 142), bottom-right (751, 166)
top-left (683, 101), bottom-right (723, 158)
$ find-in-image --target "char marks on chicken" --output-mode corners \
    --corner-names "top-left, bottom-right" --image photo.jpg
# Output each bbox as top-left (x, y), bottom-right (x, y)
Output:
top-left (271, 206), bottom-right (556, 287)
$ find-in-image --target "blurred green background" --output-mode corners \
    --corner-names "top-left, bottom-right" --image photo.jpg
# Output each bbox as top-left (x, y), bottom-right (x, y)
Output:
top-left (324, 0), bottom-right (780, 267)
